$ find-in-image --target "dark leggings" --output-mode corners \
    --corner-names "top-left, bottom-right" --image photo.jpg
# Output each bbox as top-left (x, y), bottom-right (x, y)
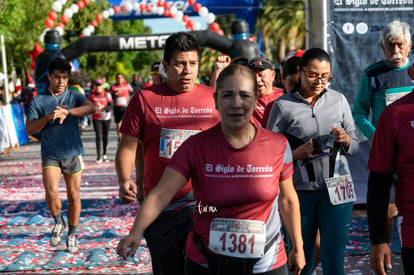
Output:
top-left (402, 247), bottom-right (414, 274)
top-left (92, 119), bottom-right (111, 158)
top-left (184, 257), bottom-right (288, 275)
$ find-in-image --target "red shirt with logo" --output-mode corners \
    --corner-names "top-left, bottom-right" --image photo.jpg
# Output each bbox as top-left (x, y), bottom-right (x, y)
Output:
top-left (120, 83), bottom-right (220, 202)
top-left (169, 125), bottom-right (293, 271)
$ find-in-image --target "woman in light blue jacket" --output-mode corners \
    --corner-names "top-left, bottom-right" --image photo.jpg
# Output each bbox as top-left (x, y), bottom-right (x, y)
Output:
top-left (267, 48), bottom-right (358, 275)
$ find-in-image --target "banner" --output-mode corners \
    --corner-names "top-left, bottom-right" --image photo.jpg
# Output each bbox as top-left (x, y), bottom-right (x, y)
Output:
top-left (328, 0), bottom-right (414, 204)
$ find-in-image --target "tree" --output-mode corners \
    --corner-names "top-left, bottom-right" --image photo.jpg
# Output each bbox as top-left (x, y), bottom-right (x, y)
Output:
top-left (255, 0), bottom-right (306, 63)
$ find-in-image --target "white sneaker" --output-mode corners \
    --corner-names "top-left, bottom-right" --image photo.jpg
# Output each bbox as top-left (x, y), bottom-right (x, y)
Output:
top-left (96, 158), bottom-right (102, 164)
top-left (50, 223), bottom-right (65, 247)
top-left (66, 234), bottom-right (79, 253)
top-left (103, 155), bottom-right (109, 162)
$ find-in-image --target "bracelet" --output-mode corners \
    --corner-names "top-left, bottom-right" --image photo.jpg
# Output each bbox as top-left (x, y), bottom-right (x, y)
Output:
top-left (67, 108), bottom-right (70, 116)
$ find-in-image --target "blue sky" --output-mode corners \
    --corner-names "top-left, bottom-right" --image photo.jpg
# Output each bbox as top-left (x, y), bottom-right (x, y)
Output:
top-left (143, 16), bottom-right (207, 34)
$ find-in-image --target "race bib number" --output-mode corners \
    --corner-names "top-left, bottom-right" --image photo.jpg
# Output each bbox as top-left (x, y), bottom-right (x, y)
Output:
top-left (325, 175), bottom-right (357, 205)
top-left (159, 128), bottom-right (200, 158)
top-left (385, 92), bottom-right (410, 106)
top-left (209, 218), bottom-right (266, 258)
top-left (115, 97), bottom-right (127, 106)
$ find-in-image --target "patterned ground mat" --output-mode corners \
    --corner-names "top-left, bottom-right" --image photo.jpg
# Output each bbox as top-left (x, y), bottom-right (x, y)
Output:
top-left (0, 152), bottom-right (402, 274)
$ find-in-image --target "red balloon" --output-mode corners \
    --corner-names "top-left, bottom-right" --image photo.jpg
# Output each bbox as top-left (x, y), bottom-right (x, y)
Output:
top-left (77, 1), bottom-right (84, 9)
top-left (60, 14), bottom-right (69, 24)
top-left (56, 22), bottom-right (65, 29)
top-left (96, 14), bottom-right (103, 22)
top-left (169, 13), bottom-right (175, 18)
top-left (193, 3), bottom-right (202, 12)
top-left (163, 10), bottom-right (170, 17)
top-left (113, 5), bottom-right (120, 13)
top-left (217, 29), bottom-right (224, 36)
top-left (187, 0), bottom-right (196, 5)
top-left (79, 34), bottom-right (85, 38)
top-left (44, 18), bottom-right (54, 28)
top-left (90, 20), bottom-right (98, 27)
top-left (140, 3), bottom-right (145, 11)
top-left (209, 22), bottom-right (219, 31)
top-left (163, 2), bottom-right (171, 9)
top-left (121, 6), bottom-right (127, 12)
top-left (48, 11), bottom-right (58, 21)
top-left (182, 15), bottom-right (189, 22)
top-left (157, 0), bottom-right (164, 7)
top-left (83, 0), bottom-right (90, 5)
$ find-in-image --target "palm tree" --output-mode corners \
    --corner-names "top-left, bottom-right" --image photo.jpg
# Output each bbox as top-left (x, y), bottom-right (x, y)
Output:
top-left (255, 0), bottom-right (306, 63)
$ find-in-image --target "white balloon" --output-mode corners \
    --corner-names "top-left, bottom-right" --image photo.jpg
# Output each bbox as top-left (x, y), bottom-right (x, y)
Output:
top-left (52, 1), bottom-right (62, 12)
top-left (157, 7), bottom-right (164, 15)
top-left (169, 6), bottom-right (177, 15)
top-left (82, 28), bottom-right (91, 36)
top-left (151, 0), bottom-right (157, 4)
top-left (108, 8), bottom-right (115, 16)
top-left (206, 13), bottom-right (216, 24)
top-left (102, 10), bottom-right (110, 19)
top-left (87, 25), bottom-right (95, 33)
top-left (71, 4), bottom-right (79, 14)
top-left (124, 2), bottom-right (133, 12)
top-left (58, 0), bottom-right (67, 5)
top-left (40, 29), bottom-right (49, 42)
top-left (151, 6), bottom-right (157, 13)
top-left (133, 2), bottom-right (140, 11)
top-left (64, 8), bottom-right (73, 18)
top-left (199, 7), bottom-right (208, 17)
top-left (193, 22), bottom-right (201, 30)
top-left (55, 27), bottom-right (64, 36)
top-left (175, 10), bottom-right (183, 20)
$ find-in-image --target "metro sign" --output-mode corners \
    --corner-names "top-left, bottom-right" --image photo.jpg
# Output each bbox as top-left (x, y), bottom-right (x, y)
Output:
top-left (119, 34), bottom-right (170, 50)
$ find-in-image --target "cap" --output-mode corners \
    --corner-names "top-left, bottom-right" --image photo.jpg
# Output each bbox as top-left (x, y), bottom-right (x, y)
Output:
top-left (151, 61), bottom-right (161, 72)
top-left (248, 57), bottom-right (274, 70)
top-left (231, 56), bottom-right (249, 66)
top-left (93, 79), bottom-right (103, 86)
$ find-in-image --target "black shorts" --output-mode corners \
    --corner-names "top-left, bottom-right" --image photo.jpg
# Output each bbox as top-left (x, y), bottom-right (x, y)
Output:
top-left (113, 106), bottom-right (127, 123)
top-left (143, 206), bottom-right (194, 275)
top-left (42, 156), bottom-right (83, 175)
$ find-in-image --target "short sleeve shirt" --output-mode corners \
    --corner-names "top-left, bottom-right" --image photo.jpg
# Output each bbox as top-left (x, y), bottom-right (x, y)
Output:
top-left (26, 90), bottom-right (87, 159)
top-left (120, 83), bottom-right (220, 201)
top-left (169, 125), bottom-right (293, 272)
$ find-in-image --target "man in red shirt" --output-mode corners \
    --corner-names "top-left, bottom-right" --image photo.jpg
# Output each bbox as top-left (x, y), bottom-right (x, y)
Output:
top-left (367, 62), bottom-right (414, 275)
top-left (248, 56), bottom-right (285, 126)
top-left (115, 32), bottom-right (220, 275)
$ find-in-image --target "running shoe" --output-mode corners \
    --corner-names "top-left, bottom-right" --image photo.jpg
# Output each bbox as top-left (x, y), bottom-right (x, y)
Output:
top-left (96, 158), bottom-right (102, 164)
top-left (50, 223), bottom-right (65, 247)
top-left (66, 234), bottom-right (79, 253)
top-left (103, 155), bottom-right (109, 162)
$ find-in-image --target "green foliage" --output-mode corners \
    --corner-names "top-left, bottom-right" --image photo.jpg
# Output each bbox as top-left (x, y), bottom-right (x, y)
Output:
top-left (255, 0), bottom-right (306, 63)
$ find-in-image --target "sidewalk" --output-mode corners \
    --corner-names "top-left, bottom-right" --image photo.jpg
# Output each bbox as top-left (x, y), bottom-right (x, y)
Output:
top-left (0, 124), bottom-right (404, 274)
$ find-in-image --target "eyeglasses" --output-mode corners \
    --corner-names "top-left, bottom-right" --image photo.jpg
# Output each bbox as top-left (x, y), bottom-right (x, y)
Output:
top-left (302, 70), bottom-right (332, 83)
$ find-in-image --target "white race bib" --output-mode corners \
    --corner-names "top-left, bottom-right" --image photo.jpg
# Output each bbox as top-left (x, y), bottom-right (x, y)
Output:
top-left (385, 91), bottom-right (410, 106)
top-left (209, 218), bottom-right (266, 259)
top-left (115, 97), bottom-right (127, 106)
top-left (159, 128), bottom-right (200, 158)
top-left (325, 175), bottom-right (357, 205)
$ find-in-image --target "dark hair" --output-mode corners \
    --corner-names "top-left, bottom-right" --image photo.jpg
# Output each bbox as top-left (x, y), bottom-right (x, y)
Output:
top-left (299, 48), bottom-right (331, 70)
top-left (163, 32), bottom-right (199, 64)
top-left (48, 57), bottom-right (71, 75)
top-left (282, 56), bottom-right (301, 78)
top-left (216, 64), bottom-right (258, 96)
